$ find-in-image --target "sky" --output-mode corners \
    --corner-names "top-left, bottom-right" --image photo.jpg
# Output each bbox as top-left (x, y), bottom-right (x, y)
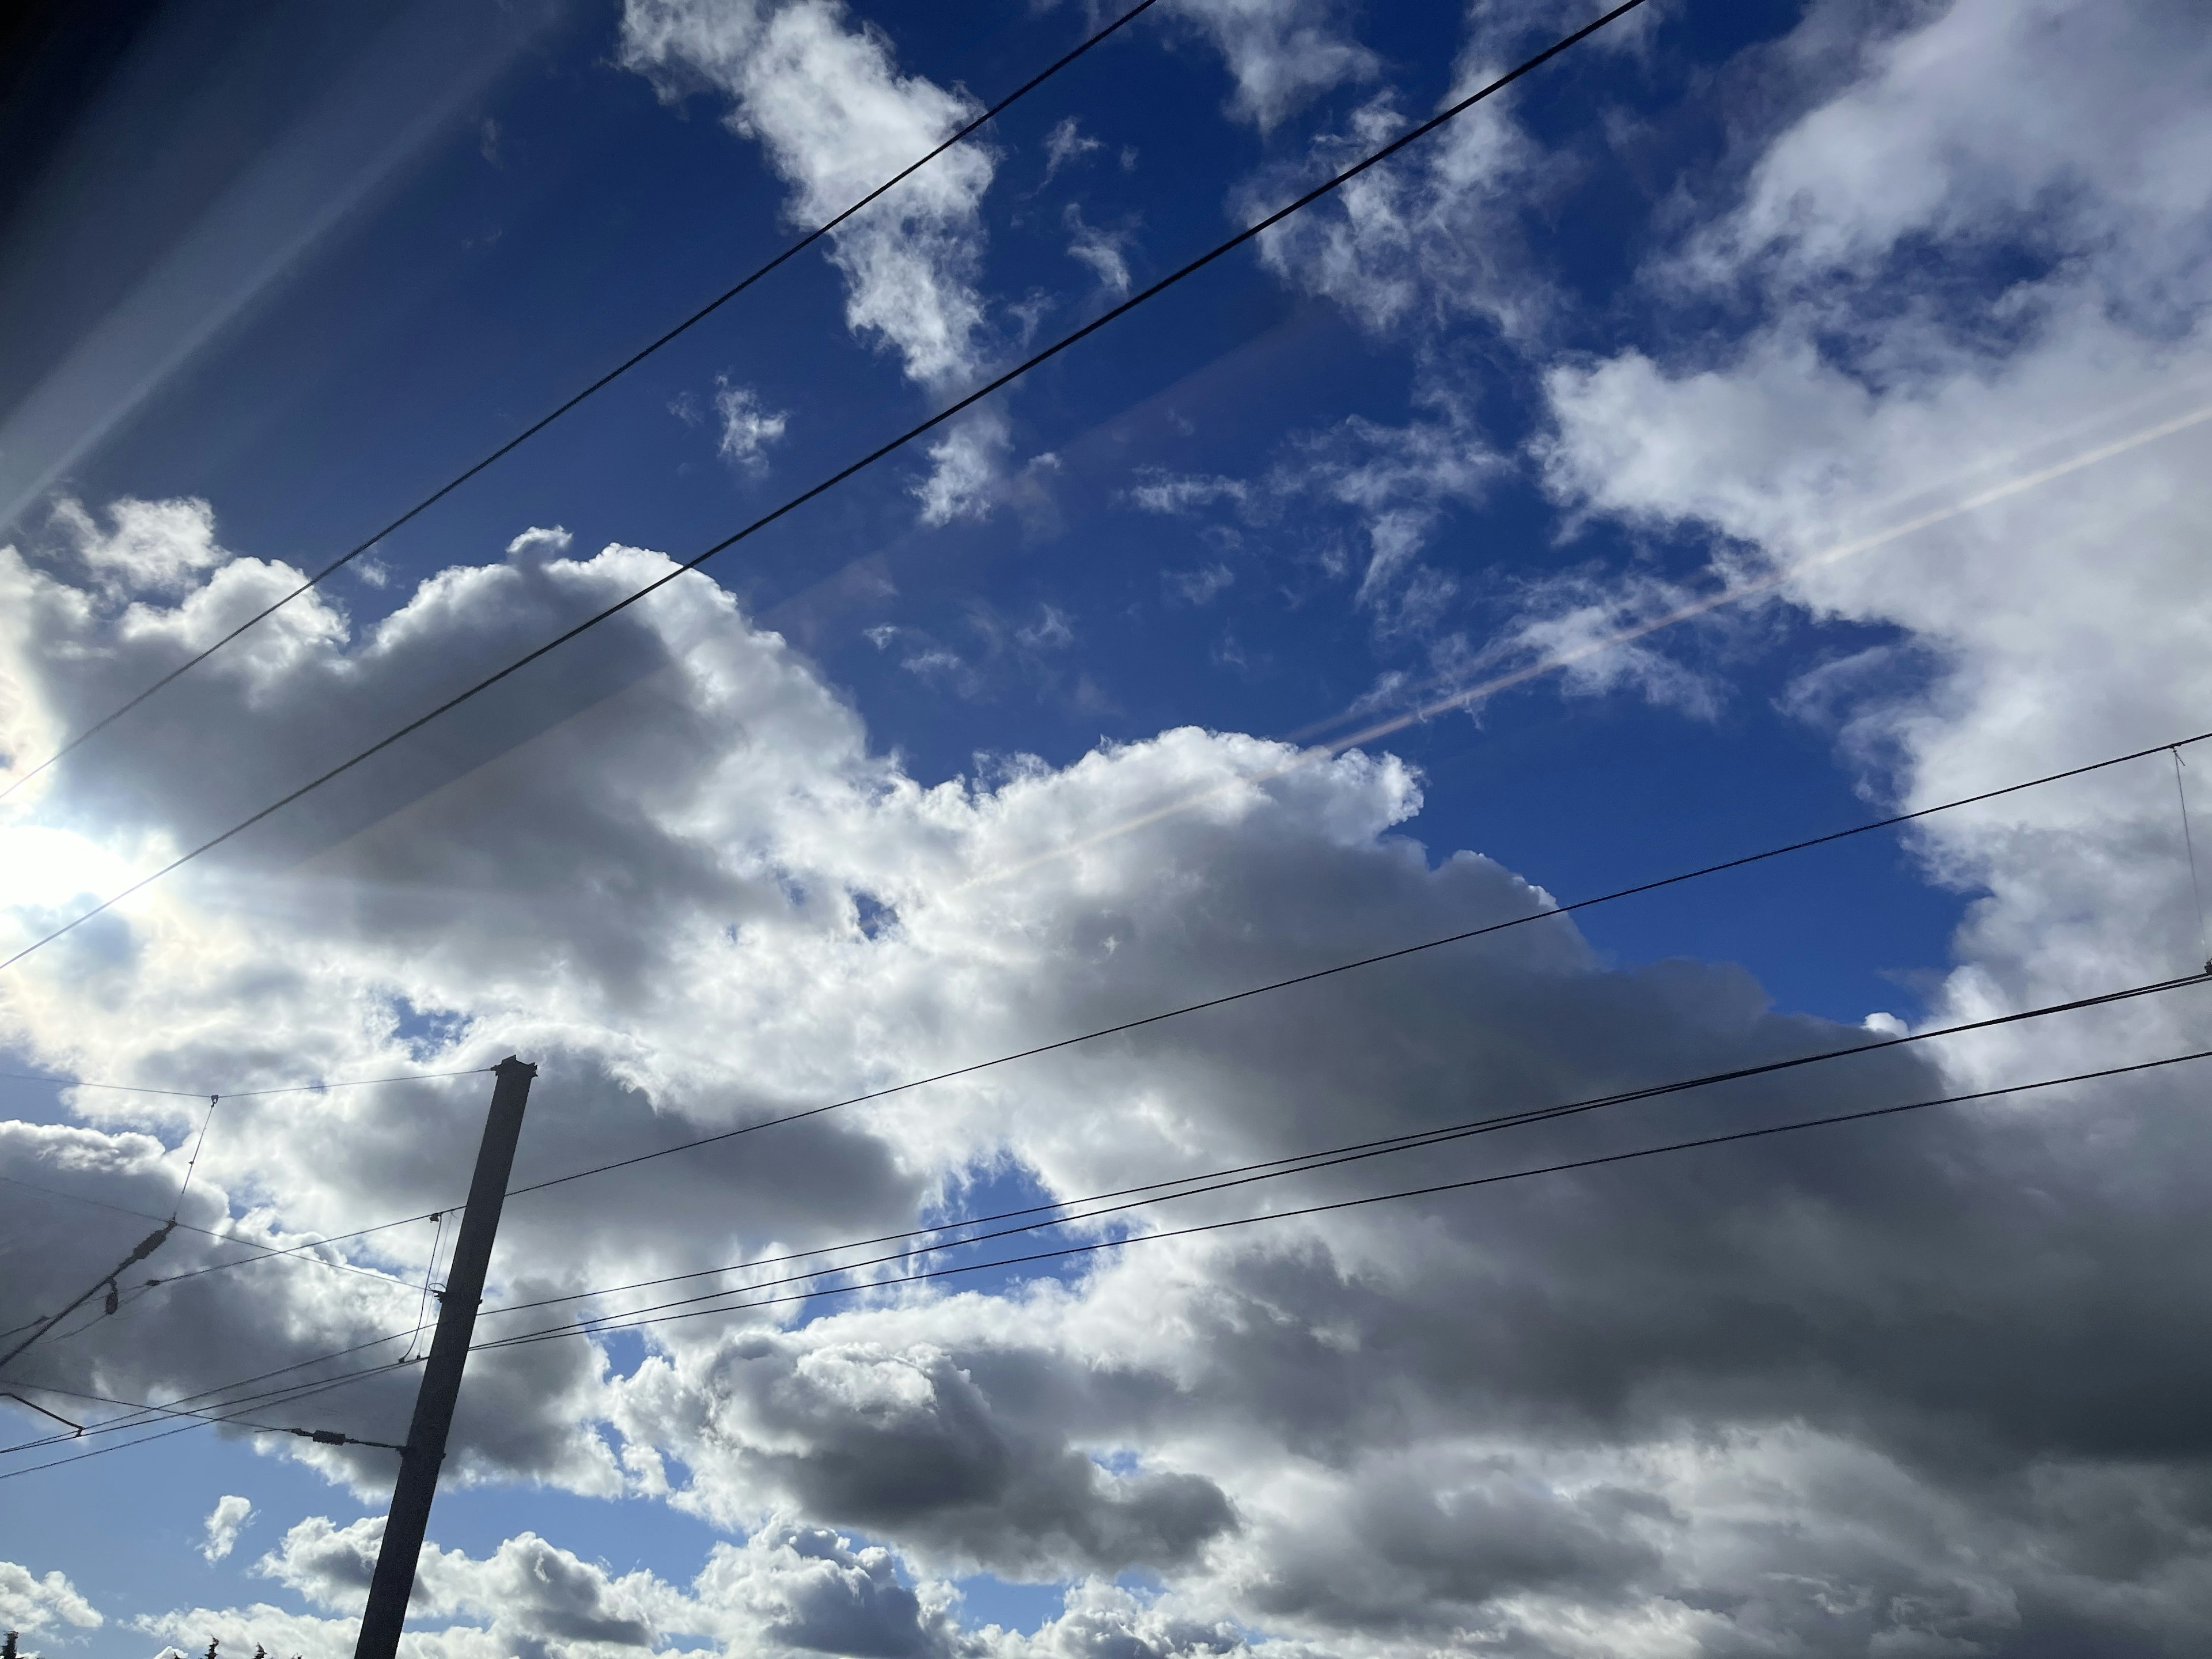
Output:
top-left (2, 0), bottom-right (2210, 1654)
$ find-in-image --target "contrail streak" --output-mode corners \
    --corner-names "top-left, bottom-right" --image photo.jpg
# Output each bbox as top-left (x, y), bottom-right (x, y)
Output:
top-left (955, 399), bottom-right (2212, 894)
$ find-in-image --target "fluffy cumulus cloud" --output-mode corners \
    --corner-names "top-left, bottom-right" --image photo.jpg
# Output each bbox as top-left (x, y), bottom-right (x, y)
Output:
top-left (10, 442), bottom-right (2212, 1656)
top-left (620, 0), bottom-right (1011, 521)
top-left (0, 1562), bottom-right (102, 1643)
top-left (12, 4), bottom-right (2212, 1654)
top-left (1536, 0), bottom-right (2212, 1017)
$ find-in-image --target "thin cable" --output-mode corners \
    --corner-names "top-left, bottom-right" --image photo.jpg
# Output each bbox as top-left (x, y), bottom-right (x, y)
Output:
top-left (24, 1031), bottom-right (2211, 1477)
top-left (171, 1094), bottom-right (218, 1221)
top-left (0, 0), bottom-right (1649, 975)
top-left (0, 1063), bottom-right (489, 1099)
top-left (65, 721), bottom-right (2212, 1312)
top-left (503, 730), bottom-right (2212, 1202)
top-left (0, 1), bottom-right (1165, 804)
top-left (402, 1213), bottom-right (447, 1364)
top-left (0, 1222), bottom-right (176, 1377)
top-left (0, 1071), bottom-right (209, 1099)
top-left (0, 1376), bottom-right (406, 1455)
top-left (112, 974), bottom-right (2212, 1402)
top-left (0, 1365), bottom-right (409, 1481)
top-left (480, 1046), bottom-right (2212, 1352)
top-left (2173, 748), bottom-right (2210, 971)
top-left (0, 1171), bottom-right (417, 1288)
top-left (0, 1345), bottom-right (423, 1455)
top-left (211, 1065), bottom-right (494, 1100)
top-left (479, 973), bottom-right (2212, 1342)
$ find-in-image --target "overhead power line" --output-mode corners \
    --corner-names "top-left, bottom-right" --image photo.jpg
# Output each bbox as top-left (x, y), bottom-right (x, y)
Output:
top-left (473, 974), bottom-right (2212, 1346)
top-left (0, 1063), bottom-right (491, 1099)
top-left (0, 1365), bottom-right (411, 1482)
top-left (0, 0), bottom-right (1650, 975)
top-left (13, 994), bottom-right (2207, 1482)
top-left (475, 1045), bottom-right (2212, 1353)
top-left (0, 1375), bottom-right (404, 1457)
top-left (99, 722), bottom-right (2212, 1305)
top-left (0, 0), bottom-right (1165, 804)
top-left (0, 1170), bottom-right (412, 1287)
top-left (495, 728), bottom-right (2212, 1203)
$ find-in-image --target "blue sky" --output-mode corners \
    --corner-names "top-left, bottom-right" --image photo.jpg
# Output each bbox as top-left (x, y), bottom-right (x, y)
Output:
top-left (5, 1), bottom-right (2212, 1656)
top-left (3, 0), bottom-right (1953, 1017)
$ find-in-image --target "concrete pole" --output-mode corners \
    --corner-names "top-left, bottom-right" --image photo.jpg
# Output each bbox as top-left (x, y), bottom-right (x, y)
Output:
top-left (353, 1056), bottom-right (536, 1659)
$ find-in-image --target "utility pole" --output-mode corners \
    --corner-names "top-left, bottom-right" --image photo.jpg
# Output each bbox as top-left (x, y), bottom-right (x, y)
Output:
top-left (353, 1056), bottom-right (536, 1659)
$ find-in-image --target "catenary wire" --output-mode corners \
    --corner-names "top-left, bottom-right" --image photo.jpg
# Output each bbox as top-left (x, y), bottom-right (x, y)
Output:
top-left (497, 726), bottom-right (2212, 1203)
top-left (16, 1014), bottom-right (2209, 1477)
top-left (0, 1374), bottom-right (405, 1456)
top-left (0, 1344), bottom-right (424, 1456)
top-left (475, 972), bottom-right (2212, 1343)
top-left (0, 1063), bottom-right (490, 1099)
top-left (0, 1171), bottom-right (429, 1289)
top-left (96, 719), bottom-right (2212, 1302)
top-left (170, 1092), bottom-right (219, 1221)
top-left (0, 1), bottom-right (1166, 805)
top-left (2173, 748), bottom-right (2210, 968)
top-left (472, 1045), bottom-right (2212, 1351)
top-left (0, 0), bottom-right (1649, 976)
top-left (0, 1366), bottom-right (411, 1481)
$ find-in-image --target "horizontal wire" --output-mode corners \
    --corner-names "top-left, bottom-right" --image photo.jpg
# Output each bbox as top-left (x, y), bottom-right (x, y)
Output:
top-left (0, 1063), bottom-right (490, 1099)
top-left (1, 1342), bottom-right (423, 1456)
top-left (111, 720), bottom-right (2212, 1306)
top-left (497, 725), bottom-right (2212, 1203)
top-left (0, 1072), bottom-right (208, 1099)
top-left (480, 1045), bottom-right (2212, 1352)
top-left (0, 0), bottom-right (1165, 803)
top-left (20, 1025), bottom-right (2208, 1478)
top-left (479, 970), bottom-right (2212, 1343)
top-left (0, 0), bottom-right (1650, 976)
top-left (0, 1172), bottom-right (419, 1289)
top-left (0, 1374), bottom-right (404, 1455)
top-left (0, 1365), bottom-right (408, 1481)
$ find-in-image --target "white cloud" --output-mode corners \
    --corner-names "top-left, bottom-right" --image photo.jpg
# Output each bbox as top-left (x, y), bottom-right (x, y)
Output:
top-left (200, 1495), bottom-right (254, 1564)
top-left (16, 260), bottom-right (2212, 1656)
top-left (49, 495), bottom-right (226, 593)
top-left (166, 1510), bottom-right (1258, 1659)
top-left (914, 407), bottom-right (1014, 527)
top-left (1041, 116), bottom-right (1103, 185)
top-left (621, 0), bottom-right (1013, 518)
top-left (1247, 90), bottom-right (1540, 340)
top-left (1166, 0), bottom-right (1376, 132)
top-left (1535, 0), bottom-right (2212, 1030)
top-left (0, 1562), bottom-right (101, 1639)
top-left (713, 378), bottom-right (791, 476)
top-left (1063, 206), bottom-right (1133, 298)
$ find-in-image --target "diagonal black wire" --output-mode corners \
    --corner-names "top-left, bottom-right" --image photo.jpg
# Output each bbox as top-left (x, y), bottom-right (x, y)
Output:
top-left (0, 1374), bottom-right (405, 1456)
top-left (476, 974), bottom-right (2212, 1344)
top-left (0, 1365), bottom-right (409, 1479)
top-left (0, 0), bottom-right (1650, 975)
top-left (0, 1063), bottom-right (489, 1099)
top-left (0, 1171), bottom-right (421, 1288)
top-left (477, 1045), bottom-right (2212, 1351)
top-left (14, 1003), bottom-right (2209, 1475)
top-left (0, 0), bottom-right (1166, 805)
top-left (96, 721), bottom-right (2212, 1304)
top-left (499, 728), bottom-right (2212, 1201)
